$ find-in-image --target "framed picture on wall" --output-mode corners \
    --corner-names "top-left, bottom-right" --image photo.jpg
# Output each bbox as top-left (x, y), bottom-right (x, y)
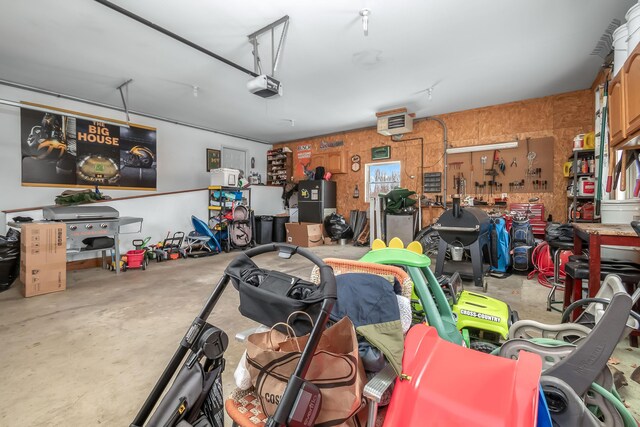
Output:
top-left (364, 161), bottom-right (401, 201)
top-left (206, 148), bottom-right (221, 171)
top-left (371, 145), bottom-right (391, 160)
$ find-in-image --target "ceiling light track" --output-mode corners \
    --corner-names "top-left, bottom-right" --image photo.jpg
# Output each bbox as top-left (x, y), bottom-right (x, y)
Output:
top-left (93, 0), bottom-right (258, 77)
top-left (0, 79), bottom-right (270, 144)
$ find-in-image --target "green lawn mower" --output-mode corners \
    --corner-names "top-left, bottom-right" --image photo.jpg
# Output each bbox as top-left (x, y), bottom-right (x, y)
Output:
top-left (360, 238), bottom-right (518, 351)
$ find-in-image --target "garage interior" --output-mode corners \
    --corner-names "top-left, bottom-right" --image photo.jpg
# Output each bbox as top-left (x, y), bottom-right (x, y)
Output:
top-left (1, 1), bottom-right (640, 426)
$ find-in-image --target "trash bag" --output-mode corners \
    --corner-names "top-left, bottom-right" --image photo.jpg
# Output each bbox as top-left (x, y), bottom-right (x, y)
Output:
top-left (323, 213), bottom-right (354, 240)
top-left (0, 228), bottom-right (21, 292)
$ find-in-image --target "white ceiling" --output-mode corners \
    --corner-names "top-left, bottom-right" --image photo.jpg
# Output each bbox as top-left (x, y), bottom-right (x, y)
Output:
top-left (0, 0), bottom-right (634, 143)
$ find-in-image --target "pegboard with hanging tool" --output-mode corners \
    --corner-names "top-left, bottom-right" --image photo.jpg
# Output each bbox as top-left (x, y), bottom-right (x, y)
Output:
top-left (446, 136), bottom-right (554, 198)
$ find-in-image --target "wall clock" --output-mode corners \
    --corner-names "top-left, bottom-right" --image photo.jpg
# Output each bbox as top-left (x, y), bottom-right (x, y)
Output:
top-left (351, 154), bottom-right (361, 172)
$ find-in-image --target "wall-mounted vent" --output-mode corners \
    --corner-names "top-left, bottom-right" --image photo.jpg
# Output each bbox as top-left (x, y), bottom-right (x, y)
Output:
top-left (377, 112), bottom-right (413, 136)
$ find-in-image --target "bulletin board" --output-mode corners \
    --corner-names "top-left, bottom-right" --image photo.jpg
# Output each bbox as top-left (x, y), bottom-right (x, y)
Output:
top-left (446, 137), bottom-right (554, 198)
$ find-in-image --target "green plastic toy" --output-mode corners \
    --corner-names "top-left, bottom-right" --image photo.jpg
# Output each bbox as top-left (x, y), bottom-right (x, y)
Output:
top-left (361, 238), bottom-right (516, 351)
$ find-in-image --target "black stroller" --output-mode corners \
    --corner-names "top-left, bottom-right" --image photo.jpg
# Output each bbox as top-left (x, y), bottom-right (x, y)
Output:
top-left (130, 243), bottom-right (337, 427)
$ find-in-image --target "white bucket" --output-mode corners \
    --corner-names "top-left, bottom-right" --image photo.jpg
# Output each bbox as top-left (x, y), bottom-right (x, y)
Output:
top-left (613, 24), bottom-right (629, 77)
top-left (600, 199), bottom-right (640, 262)
top-left (626, 2), bottom-right (640, 56)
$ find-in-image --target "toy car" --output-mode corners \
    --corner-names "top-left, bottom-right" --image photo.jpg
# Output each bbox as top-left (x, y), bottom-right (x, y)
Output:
top-left (360, 238), bottom-right (518, 351)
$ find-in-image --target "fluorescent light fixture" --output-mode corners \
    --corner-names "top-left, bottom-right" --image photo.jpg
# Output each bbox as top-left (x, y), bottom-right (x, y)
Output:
top-left (445, 140), bottom-right (518, 154)
top-left (0, 98), bottom-right (130, 128)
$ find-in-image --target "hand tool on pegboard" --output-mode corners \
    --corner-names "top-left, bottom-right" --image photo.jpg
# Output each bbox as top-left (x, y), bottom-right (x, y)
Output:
top-left (526, 137), bottom-right (537, 175)
top-left (498, 157), bottom-right (506, 175)
top-left (632, 151), bottom-right (640, 197)
top-left (621, 152), bottom-right (627, 192)
top-left (469, 152), bottom-right (474, 195)
top-left (595, 80), bottom-right (608, 216)
top-left (510, 157), bottom-right (517, 167)
top-left (607, 145), bottom-right (616, 194)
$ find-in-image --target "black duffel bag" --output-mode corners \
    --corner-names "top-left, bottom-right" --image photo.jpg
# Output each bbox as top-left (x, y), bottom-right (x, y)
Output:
top-left (546, 222), bottom-right (574, 242)
top-left (225, 253), bottom-right (326, 335)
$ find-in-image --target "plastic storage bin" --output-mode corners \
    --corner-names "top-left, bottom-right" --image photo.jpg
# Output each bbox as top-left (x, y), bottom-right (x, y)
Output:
top-left (272, 215), bottom-right (290, 243)
top-left (210, 168), bottom-right (240, 187)
top-left (255, 216), bottom-right (274, 244)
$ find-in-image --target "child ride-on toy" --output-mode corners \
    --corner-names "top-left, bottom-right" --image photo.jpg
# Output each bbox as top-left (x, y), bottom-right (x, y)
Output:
top-left (360, 238), bottom-right (517, 351)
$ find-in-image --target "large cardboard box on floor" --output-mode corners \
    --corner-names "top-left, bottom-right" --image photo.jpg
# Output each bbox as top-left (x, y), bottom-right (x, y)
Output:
top-left (20, 222), bottom-right (66, 265)
top-left (20, 260), bottom-right (66, 297)
top-left (285, 222), bottom-right (324, 247)
top-left (20, 222), bottom-right (67, 297)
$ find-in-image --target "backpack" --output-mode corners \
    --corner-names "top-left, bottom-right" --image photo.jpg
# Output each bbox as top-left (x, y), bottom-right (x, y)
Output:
top-left (490, 218), bottom-right (510, 273)
top-left (510, 219), bottom-right (535, 273)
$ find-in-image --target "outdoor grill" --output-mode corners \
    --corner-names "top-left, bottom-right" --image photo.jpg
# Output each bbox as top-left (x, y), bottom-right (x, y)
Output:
top-left (433, 197), bottom-right (490, 246)
top-left (432, 196), bottom-right (491, 289)
top-left (42, 206), bottom-right (142, 274)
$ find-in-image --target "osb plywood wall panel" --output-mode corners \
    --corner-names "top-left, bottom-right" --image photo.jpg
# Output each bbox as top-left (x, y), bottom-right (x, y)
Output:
top-left (274, 89), bottom-right (594, 225)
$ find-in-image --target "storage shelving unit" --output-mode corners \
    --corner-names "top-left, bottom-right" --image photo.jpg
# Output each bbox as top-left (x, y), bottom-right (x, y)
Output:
top-left (267, 148), bottom-right (292, 186)
top-left (207, 185), bottom-right (252, 252)
top-left (567, 148), bottom-right (600, 223)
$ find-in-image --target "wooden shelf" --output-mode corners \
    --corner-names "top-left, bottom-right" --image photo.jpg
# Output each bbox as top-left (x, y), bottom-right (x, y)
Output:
top-left (267, 149), bottom-right (292, 186)
top-left (567, 149), bottom-right (595, 160)
top-left (568, 173), bottom-right (594, 178)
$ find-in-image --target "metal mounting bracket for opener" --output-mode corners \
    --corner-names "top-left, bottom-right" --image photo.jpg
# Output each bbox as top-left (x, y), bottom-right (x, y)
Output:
top-left (247, 15), bottom-right (290, 77)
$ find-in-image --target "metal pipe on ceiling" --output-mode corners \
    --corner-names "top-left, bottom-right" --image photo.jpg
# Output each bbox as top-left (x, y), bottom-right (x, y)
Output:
top-left (0, 79), bottom-right (271, 145)
top-left (424, 116), bottom-right (449, 206)
top-left (0, 98), bottom-right (130, 128)
top-left (93, 0), bottom-right (258, 78)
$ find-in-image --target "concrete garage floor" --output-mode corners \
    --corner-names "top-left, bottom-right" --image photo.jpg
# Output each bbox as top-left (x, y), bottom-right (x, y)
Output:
top-left (0, 245), bottom-right (638, 426)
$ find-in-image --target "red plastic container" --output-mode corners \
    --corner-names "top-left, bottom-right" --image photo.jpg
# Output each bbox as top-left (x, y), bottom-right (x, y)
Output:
top-left (126, 249), bottom-right (146, 269)
top-left (383, 324), bottom-right (542, 427)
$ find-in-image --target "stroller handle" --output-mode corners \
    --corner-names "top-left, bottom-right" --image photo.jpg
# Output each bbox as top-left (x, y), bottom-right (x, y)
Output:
top-left (242, 243), bottom-right (337, 300)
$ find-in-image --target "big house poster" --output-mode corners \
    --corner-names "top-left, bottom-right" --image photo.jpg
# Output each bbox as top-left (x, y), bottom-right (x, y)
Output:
top-left (20, 105), bottom-right (157, 190)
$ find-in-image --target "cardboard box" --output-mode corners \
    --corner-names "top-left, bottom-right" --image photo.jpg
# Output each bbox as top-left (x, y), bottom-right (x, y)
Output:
top-left (20, 222), bottom-right (66, 266)
top-left (323, 237), bottom-right (337, 245)
top-left (285, 223), bottom-right (324, 247)
top-left (20, 260), bottom-right (66, 297)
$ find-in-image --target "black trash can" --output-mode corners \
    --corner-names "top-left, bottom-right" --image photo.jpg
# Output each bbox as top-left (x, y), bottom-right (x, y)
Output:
top-left (255, 216), bottom-right (274, 244)
top-left (272, 215), bottom-right (290, 243)
top-left (0, 228), bottom-right (20, 293)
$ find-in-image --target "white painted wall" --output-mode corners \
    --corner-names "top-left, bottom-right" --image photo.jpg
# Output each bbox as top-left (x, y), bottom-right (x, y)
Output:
top-left (0, 84), bottom-right (272, 250)
top-left (8, 191), bottom-right (209, 260)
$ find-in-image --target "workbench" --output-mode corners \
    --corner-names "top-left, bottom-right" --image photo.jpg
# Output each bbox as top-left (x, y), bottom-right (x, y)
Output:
top-left (568, 223), bottom-right (640, 297)
top-left (565, 223), bottom-right (640, 346)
